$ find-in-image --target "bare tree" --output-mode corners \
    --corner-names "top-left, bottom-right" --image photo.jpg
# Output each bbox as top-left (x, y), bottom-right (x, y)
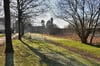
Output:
top-left (14, 0), bottom-right (49, 40)
top-left (57, 0), bottom-right (100, 44)
top-left (3, 0), bottom-right (14, 53)
top-left (3, 0), bottom-right (14, 66)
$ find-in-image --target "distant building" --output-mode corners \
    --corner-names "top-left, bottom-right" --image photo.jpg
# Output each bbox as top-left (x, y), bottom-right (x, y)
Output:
top-left (0, 17), bottom-right (5, 33)
top-left (30, 26), bottom-right (46, 33)
top-left (0, 17), bottom-right (14, 33)
top-left (19, 22), bottom-right (47, 34)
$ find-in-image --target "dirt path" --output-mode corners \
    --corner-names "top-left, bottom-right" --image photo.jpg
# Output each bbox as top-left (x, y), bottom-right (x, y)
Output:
top-left (0, 33), bottom-right (18, 61)
top-left (0, 37), bottom-right (5, 46)
top-left (0, 33), bottom-right (18, 49)
top-left (45, 39), bottom-right (100, 62)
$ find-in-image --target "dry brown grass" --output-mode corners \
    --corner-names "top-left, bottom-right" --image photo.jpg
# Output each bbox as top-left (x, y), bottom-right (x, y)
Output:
top-left (54, 33), bottom-right (100, 45)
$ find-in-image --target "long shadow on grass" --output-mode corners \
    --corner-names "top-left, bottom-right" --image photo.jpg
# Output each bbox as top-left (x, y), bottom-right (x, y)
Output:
top-left (24, 39), bottom-right (91, 66)
top-left (21, 40), bottom-right (66, 66)
top-left (29, 39), bottom-right (87, 65)
top-left (42, 45), bottom-right (89, 66)
top-left (45, 41), bottom-right (100, 66)
top-left (21, 39), bottom-right (93, 66)
top-left (29, 39), bottom-right (100, 66)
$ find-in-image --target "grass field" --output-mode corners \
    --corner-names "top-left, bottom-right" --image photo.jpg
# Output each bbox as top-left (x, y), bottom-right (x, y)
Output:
top-left (13, 39), bottom-right (100, 66)
top-left (44, 35), bottom-right (100, 58)
top-left (27, 34), bottom-right (100, 58)
top-left (26, 33), bottom-right (100, 61)
top-left (12, 37), bottom-right (100, 66)
top-left (0, 33), bottom-right (100, 66)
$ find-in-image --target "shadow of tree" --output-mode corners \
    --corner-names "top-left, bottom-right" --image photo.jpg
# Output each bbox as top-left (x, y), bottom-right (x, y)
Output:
top-left (45, 44), bottom-right (100, 66)
top-left (39, 44), bottom-right (88, 66)
top-left (5, 52), bottom-right (14, 66)
top-left (21, 40), bottom-right (66, 66)
top-left (20, 39), bottom-right (92, 66)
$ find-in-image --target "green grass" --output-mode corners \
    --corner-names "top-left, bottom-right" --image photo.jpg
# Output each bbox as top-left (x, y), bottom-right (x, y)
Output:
top-left (0, 33), bottom-right (99, 66)
top-left (25, 33), bottom-right (100, 58)
top-left (0, 46), bottom-right (5, 66)
top-left (13, 39), bottom-right (42, 66)
top-left (45, 35), bottom-right (100, 58)
top-left (12, 38), bottom-right (100, 66)
top-left (0, 34), bottom-right (5, 37)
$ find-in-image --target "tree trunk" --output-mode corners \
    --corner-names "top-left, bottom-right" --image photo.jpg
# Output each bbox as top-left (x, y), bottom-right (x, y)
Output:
top-left (80, 35), bottom-right (88, 44)
top-left (5, 53), bottom-right (14, 66)
top-left (18, 21), bottom-right (21, 40)
top-left (17, 0), bottom-right (21, 40)
top-left (3, 0), bottom-right (14, 53)
top-left (3, 0), bottom-right (14, 66)
top-left (81, 38), bottom-right (87, 44)
top-left (20, 22), bottom-right (24, 37)
top-left (90, 31), bottom-right (95, 44)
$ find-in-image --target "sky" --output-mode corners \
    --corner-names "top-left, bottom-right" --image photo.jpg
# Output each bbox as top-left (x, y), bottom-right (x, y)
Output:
top-left (33, 0), bottom-right (68, 28)
top-left (0, 0), bottom-right (4, 17)
top-left (0, 0), bottom-right (69, 28)
top-left (47, 0), bottom-right (69, 28)
top-left (33, 11), bottom-right (68, 28)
